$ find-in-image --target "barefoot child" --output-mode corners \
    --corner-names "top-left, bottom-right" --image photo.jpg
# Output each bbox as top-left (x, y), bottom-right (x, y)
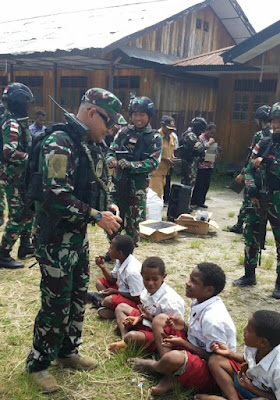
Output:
top-left (129, 263), bottom-right (236, 396)
top-left (88, 235), bottom-right (143, 319)
top-left (108, 256), bottom-right (185, 352)
top-left (194, 309), bottom-right (280, 400)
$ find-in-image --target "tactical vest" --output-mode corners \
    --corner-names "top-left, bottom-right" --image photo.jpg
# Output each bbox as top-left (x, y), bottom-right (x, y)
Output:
top-left (0, 114), bottom-right (31, 163)
top-left (26, 123), bottom-right (109, 212)
top-left (255, 136), bottom-right (280, 192)
top-left (118, 127), bottom-right (156, 161)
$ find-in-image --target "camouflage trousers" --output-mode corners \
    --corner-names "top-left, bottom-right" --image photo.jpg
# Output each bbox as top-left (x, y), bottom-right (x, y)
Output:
top-left (26, 228), bottom-right (89, 372)
top-left (236, 189), bottom-right (249, 225)
top-left (117, 188), bottom-right (146, 245)
top-left (181, 160), bottom-right (198, 188)
top-left (1, 182), bottom-right (33, 250)
top-left (244, 193), bottom-right (280, 276)
top-left (0, 184), bottom-right (6, 213)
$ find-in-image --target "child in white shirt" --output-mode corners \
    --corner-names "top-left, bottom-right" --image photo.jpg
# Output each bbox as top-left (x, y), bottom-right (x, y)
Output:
top-left (108, 256), bottom-right (184, 352)
top-left (195, 309), bottom-right (280, 400)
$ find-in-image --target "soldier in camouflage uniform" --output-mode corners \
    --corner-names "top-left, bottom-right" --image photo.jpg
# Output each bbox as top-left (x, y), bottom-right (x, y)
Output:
top-left (179, 117), bottom-right (207, 210)
top-left (233, 102), bottom-right (280, 299)
top-left (0, 83), bottom-right (34, 269)
top-left (106, 96), bottom-right (162, 245)
top-left (26, 88), bottom-right (125, 393)
top-left (228, 105), bottom-right (272, 234)
top-left (0, 101), bottom-right (5, 226)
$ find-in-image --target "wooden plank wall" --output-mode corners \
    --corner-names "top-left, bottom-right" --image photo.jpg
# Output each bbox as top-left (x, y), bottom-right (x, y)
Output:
top-left (128, 6), bottom-right (235, 58)
top-left (215, 72), bottom-right (278, 167)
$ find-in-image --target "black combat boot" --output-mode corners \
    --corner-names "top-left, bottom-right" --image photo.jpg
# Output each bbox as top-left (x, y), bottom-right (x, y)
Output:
top-left (233, 267), bottom-right (256, 287)
top-left (272, 275), bottom-right (280, 299)
top-left (0, 248), bottom-right (24, 269)
top-left (0, 211), bottom-right (4, 227)
top-left (18, 234), bottom-right (35, 259)
top-left (227, 223), bottom-right (243, 234)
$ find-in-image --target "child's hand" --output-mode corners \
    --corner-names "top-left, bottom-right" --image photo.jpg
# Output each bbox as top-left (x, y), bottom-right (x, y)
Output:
top-left (240, 362), bottom-right (248, 375)
top-left (166, 316), bottom-right (185, 331)
top-left (95, 256), bottom-right (105, 269)
top-left (101, 288), bottom-right (118, 296)
top-left (210, 341), bottom-right (230, 356)
top-left (161, 334), bottom-right (187, 349)
top-left (137, 304), bottom-right (152, 321)
top-left (123, 316), bottom-right (141, 327)
top-left (237, 371), bottom-right (254, 391)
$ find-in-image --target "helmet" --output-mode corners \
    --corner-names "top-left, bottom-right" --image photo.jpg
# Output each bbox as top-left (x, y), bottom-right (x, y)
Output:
top-left (0, 101), bottom-right (4, 116)
top-left (2, 82), bottom-right (34, 118)
top-left (270, 102), bottom-right (280, 120)
top-left (191, 117), bottom-right (207, 134)
top-left (128, 96), bottom-right (155, 117)
top-left (81, 88), bottom-right (126, 125)
top-left (255, 105), bottom-right (271, 122)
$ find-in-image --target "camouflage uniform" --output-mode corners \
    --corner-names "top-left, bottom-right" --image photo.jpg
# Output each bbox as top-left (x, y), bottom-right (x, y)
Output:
top-left (106, 123), bottom-right (162, 244)
top-left (26, 88), bottom-right (126, 373)
top-left (0, 112), bottom-right (33, 250)
top-left (180, 128), bottom-right (205, 187)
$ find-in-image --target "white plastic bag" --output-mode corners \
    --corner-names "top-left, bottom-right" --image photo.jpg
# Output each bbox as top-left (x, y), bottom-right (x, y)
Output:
top-left (146, 188), bottom-right (163, 221)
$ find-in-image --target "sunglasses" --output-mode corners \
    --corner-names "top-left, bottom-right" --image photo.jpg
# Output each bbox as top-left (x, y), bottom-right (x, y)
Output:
top-left (87, 107), bottom-right (115, 129)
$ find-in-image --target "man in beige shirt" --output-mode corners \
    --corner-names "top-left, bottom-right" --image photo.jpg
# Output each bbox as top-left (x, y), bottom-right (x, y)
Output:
top-left (150, 116), bottom-right (176, 198)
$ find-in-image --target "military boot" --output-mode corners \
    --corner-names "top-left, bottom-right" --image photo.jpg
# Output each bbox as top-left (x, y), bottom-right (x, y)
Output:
top-left (57, 353), bottom-right (98, 371)
top-left (0, 211), bottom-right (4, 227)
top-left (29, 370), bottom-right (59, 394)
top-left (272, 275), bottom-right (280, 299)
top-left (227, 223), bottom-right (243, 234)
top-left (233, 267), bottom-right (256, 287)
top-left (18, 234), bottom-right (35, 259)
top-left (0, 248), bottom-right (24, 269)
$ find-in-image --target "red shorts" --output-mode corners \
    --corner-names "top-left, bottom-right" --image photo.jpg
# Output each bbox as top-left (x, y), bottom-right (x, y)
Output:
top-left (129, 309), bottom-right (187, 352)
top-left (98, 277), bottom-right (138, 310)
top-left (176, 351), bottom-right (217, 393)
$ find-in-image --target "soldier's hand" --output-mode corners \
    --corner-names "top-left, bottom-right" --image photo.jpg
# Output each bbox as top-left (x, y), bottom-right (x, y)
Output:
top-left (108, 159), bottom-right (117, 168)
top-left (235, 173), bottom-right (244, 184)
top-left (97, 211), bottom-right (122, 235)
top-left (109, 204), bottom-right (120, 217)
top-left (118, 159), bottom-right (131, 169)
top-left (252, 157), bottom-right (263, 168)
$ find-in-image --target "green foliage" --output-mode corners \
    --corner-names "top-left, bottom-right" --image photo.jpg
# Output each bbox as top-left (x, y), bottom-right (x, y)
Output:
top-left (238, 254), bottom-right (244, 265)
top-left (210, 164), bottom-right (233, 191)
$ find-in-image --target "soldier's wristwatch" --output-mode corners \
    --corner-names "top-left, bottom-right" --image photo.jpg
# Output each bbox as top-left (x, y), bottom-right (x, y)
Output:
top-left (95, 211), bottom-right (102, 222)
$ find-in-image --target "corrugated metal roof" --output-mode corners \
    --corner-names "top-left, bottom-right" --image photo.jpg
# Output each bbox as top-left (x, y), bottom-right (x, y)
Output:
top-left (118, 46), bottom-right (180, 65)
top-left (172, 46), bottom-right (233, 66)
top-left (0, 0), bottom-right (254, 57)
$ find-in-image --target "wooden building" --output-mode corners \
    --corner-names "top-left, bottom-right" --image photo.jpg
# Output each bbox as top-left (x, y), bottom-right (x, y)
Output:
top-left (0, 0), bottom-right (260, 166)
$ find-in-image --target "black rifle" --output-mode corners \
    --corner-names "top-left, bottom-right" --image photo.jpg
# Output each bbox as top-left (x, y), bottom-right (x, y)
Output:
top-left (256, 165), bottom-right (269, 265)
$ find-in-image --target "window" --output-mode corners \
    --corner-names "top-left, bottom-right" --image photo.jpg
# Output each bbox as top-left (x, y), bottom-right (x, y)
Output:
top-left (232, 94), bottom-right (249, 121)
top-left (203, 21), bottom-right (209, 32)
top-left (196, 18), bottom-right (202, 29)
top-left (60, 76), bottom-right (88, 108)
top-left (252, 95), bottom-right (269, 120)
top-left (111, 75), bottom-right (140, 109)
top-left (234, 79), bottom-right (277, 92)
top-left (15, 76), bottom-right (43, 106)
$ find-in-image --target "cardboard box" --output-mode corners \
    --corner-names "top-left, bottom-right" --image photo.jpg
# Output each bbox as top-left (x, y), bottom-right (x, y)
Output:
top-left (204, 143), bottom-right (218, 163)
top-left (140, 220), bottom-right (187, 242)
top-left (175, 213), bottom-right (219, 235)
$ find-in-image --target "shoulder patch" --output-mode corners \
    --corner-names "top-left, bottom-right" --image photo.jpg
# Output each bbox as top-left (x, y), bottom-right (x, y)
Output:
top-left (48, 154), bottom-right (68, 179)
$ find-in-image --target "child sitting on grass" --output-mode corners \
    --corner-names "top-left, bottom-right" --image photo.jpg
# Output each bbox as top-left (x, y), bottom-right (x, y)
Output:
top-left (87, 235), bottom-right (143, 319)
top-left (108, 256), bottom-right (185, 352)
top-left (194, 309), bottom-right (280, 400)
top-left (128, 263), bottom-right (236, 397)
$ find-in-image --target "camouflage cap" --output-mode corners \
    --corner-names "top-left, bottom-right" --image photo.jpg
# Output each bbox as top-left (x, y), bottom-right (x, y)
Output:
top-left (81, 88), bottom-right (127, 125)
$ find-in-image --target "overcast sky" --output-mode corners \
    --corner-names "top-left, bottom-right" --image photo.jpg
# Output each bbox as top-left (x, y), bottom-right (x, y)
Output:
top-left (0, 0), bottom-right (279, 32)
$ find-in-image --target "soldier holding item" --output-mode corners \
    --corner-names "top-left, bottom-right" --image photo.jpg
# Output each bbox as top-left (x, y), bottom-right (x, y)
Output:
top-left (26, 88), bottom-right (125, 393)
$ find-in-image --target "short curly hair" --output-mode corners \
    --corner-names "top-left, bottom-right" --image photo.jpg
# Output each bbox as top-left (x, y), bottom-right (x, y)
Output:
top-left (113, 235), bottom-right (134, 257)
top-left (196, 262), bottom-right (226, 296)
top-left (253, 310), bottom-right (280, 348)
top-left (141, 256), bottom-right (166, 276)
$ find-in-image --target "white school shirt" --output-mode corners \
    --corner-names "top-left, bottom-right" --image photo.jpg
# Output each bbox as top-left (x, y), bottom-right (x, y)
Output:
top-left (244, 344), bottom-right (280, 400)
top-left (140, 281), bottom-right (185, 328)
top-left (111, 254), bottom-right (143, 296)
top-left (187, 296), bottom-right (236, 352)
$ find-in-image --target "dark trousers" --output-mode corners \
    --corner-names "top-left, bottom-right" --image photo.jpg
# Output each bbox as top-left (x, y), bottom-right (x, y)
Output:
top-left (163, 168), bottom-right (173, 204)
top-left (191, 168), bottom-right (213, 206)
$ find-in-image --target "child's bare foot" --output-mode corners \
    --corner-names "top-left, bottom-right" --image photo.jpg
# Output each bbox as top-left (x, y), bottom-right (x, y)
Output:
top-left (151, 376), bottom-right (174, 396)
top-left (127, 358), bottom-right (156, 374)
top-left (194, 395), bottom-right (226, 400)
top-left (108, 340), bottom-right (126, 352)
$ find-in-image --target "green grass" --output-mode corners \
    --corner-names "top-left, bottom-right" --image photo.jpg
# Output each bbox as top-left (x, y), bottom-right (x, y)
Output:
top-left (190, 240), bottom-right (202, 249)
top-left (262, 254), bottom-right (274, 270)
top-left (228, 212), bottom-right (235, 218)
top-left (238, 254), bottom-right (244, 265)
